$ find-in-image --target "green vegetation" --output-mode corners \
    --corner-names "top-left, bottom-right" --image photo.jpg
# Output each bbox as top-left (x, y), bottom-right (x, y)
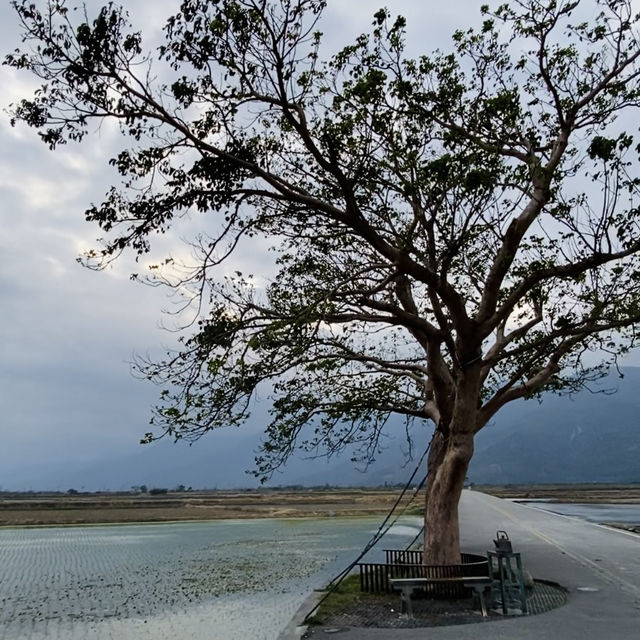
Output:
top-left (402, 504), bottom-right (424, 516)
top-left (306, 574), bottom-right (372, 625)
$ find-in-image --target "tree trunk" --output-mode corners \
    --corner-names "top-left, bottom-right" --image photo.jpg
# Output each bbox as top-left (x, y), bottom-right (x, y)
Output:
top-left (422, 375), bottom-right (478, 565)
top-left (423, 430), bottom-right (473, 564)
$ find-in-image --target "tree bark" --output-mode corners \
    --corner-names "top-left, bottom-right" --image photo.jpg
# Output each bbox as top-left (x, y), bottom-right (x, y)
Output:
top-left (423, 373), bottom-right (478, 565)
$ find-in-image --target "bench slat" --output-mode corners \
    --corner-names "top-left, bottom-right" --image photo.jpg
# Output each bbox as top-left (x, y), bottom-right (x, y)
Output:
top-left (389, 576), bottom-right (491, 618)
top-left (390, 576), bottom-right (491, 585)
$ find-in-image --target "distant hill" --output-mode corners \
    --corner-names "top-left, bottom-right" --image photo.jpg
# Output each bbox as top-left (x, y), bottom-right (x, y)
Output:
top-left (14, 368), bottom-right (640, 490)
top-left (20, 406), bottom-right (430, 491)
top-left (469, 368), bottom-right (640, 484)
top-left (27, 424), bottom-right (430, 492)
top-left (282, 368), bottom-right (640, 486)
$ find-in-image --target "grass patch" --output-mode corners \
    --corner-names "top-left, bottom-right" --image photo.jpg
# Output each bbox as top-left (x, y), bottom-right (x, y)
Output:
top-left (403, 504), bottom-right (424, 516)
top-left (306, 574), bottom-right (372, 625)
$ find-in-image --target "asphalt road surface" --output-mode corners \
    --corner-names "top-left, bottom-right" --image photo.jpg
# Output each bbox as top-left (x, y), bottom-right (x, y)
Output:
top-left (286, 490), bottom-right (640, 640)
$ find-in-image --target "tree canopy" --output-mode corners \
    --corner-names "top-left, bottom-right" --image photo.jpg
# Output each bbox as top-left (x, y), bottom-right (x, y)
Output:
top-left (7, 0), bottom-right (640, 562)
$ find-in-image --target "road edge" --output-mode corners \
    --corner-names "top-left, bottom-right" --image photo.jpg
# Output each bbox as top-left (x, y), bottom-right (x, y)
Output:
top-left (276, 589), bottom-right (325, 640)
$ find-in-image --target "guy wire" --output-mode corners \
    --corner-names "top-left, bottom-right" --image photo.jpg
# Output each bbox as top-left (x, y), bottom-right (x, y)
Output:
top-left (303, 439), bottom-right (431, 623)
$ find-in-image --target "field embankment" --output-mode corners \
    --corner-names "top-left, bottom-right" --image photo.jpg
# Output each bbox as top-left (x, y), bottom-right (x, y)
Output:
top-left (4, 484), bottom-right (639, 528)
top-left (0, 488), bottom-right (420, 526)
top-left (478, 483), bottom-right (640, 503)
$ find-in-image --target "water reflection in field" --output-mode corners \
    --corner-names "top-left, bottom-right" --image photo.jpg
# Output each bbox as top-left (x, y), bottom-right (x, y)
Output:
top-left (523, 502), bottom-right (640, 525)
top-left (0, 516), bottom-right (421, 639)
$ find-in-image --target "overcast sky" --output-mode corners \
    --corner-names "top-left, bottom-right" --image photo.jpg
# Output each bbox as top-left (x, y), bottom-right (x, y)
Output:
top-left (1, 1), bottom-right (638, 491)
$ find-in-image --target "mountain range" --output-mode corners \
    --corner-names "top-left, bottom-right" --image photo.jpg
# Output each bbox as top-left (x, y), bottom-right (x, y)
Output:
top-left (469, 367), bottom-right (640, 484)
top-left (14, 368), bottom-right (640, 491)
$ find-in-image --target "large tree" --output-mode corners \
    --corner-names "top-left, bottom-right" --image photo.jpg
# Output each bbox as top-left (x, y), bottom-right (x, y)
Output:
top-left (7, 0), bottom-right (640, 563)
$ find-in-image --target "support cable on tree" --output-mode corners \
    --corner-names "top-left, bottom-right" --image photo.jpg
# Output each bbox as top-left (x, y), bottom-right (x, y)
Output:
top-left (302, 441), bottom-right (431, 623)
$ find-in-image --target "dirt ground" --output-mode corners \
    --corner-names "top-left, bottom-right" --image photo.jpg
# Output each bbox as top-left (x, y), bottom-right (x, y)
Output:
top-left (0, 488), bottom-right (420, 526)
top-left (2, 484), bottom-right (639, 527)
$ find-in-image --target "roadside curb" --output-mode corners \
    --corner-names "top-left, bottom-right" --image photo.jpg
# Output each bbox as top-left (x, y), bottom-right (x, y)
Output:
top-left (277, 589), bottom-right (324, 640)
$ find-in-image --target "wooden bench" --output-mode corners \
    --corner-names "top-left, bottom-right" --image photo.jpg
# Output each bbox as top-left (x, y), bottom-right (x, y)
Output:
top-left (389, 576), bottom-right (492, 617)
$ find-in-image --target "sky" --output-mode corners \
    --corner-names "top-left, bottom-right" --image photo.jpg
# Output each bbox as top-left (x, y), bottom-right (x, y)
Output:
top-left (1, 1), bottom-right (638, 491)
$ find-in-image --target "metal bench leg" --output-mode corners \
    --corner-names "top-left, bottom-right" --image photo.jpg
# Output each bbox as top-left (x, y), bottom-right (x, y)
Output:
top-left (401, 586), bottom-right (414, 617)
top-left (470, 584), bottom-right (488, 617)
top-left (478, 587), bottom-right (488, 617)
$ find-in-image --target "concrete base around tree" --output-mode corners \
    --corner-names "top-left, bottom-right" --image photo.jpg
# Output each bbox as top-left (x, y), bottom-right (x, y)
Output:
top-left (282, 490), bottom-right (640, 640)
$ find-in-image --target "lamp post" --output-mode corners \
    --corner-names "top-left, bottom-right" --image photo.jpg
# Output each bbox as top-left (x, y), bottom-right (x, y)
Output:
top-left (488, 531), bottom-right (528, 615)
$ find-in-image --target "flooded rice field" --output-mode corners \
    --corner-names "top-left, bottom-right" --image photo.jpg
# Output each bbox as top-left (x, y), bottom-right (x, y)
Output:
top-left (523, 502), bottom-right (640, 525)
top-left (0, 516), bottom-right (421, 639)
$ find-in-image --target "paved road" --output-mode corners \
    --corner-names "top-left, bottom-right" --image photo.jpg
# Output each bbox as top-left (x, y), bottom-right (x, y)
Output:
top-left (285, 490), bottom-right (640, 640)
